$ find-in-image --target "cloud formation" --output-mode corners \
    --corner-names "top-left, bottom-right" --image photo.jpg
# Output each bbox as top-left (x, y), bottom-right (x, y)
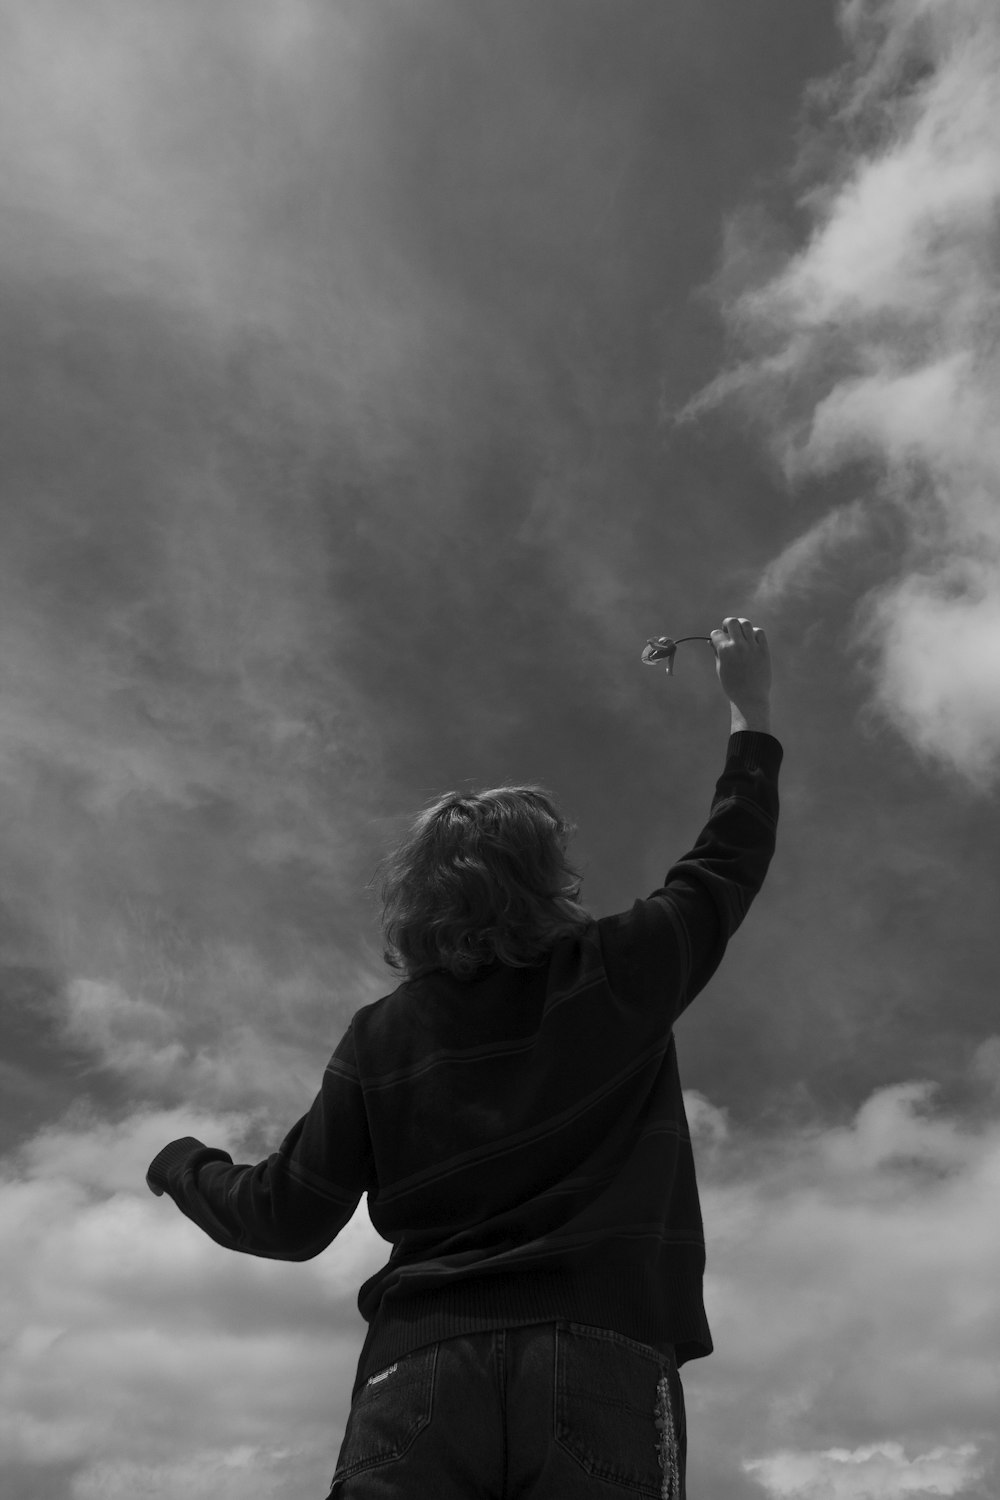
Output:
top-left (1, 1105), bottom-right (388, 1498)
top-left (3, 1070), bottom-right (997, 1497)
top-left (744, 1439), bottom-right (984, 1500)
top-left (2, 2), bottom-right (998, 1496)
top-left (683, 1073), bottom-right (1000, 1497)
top-left (679, 0), bottom-right (1000, 788)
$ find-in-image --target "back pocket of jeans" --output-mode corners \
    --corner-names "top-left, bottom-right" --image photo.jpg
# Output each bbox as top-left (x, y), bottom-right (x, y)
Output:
top-left (329, 1345), bottom-right (437, 1490)
top-left (554, 1323), bottom-right (676, 1497)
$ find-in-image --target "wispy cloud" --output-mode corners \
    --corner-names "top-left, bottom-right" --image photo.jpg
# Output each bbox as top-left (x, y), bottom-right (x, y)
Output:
top-left (754, 500), bottom-right (870, 606)
top-left (678, 0), bottom-right (1000, 787)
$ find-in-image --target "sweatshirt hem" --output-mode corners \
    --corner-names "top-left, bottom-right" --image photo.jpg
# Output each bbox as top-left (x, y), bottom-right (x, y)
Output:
top-left (352, 1263), bottom-right (712, 1401)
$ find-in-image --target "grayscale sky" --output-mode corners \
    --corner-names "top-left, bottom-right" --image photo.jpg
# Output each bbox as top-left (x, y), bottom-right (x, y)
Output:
top-left (2, 2), bottom-right (998, 1497)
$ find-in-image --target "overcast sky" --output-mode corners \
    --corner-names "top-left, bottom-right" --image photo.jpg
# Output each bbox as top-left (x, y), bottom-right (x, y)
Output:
top-left (2, 2), bottom-right (998, 1497)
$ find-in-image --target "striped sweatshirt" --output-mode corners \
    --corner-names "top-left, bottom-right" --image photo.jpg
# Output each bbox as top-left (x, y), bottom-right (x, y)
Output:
top-left (147, 729), bottom-right (782, 1401)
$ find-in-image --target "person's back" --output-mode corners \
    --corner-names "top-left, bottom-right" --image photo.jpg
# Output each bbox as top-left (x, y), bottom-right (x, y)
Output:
top-left (146, 615), bottom-right (780, 1500)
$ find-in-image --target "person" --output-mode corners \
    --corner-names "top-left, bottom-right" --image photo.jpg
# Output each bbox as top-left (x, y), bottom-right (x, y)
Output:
top-left (146, 615), bottom-right (780, 1499)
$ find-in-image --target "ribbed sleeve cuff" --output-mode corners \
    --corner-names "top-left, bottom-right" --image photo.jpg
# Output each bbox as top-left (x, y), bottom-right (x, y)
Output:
top-left (727, 730), bottom-right (783, 774)
top-left (146, 1136), bottom-right (210, 1197)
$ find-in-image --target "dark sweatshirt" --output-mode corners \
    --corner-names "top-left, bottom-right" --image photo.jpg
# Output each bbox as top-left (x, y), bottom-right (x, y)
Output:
top-left (147, 729), bottom-right (782, 1402)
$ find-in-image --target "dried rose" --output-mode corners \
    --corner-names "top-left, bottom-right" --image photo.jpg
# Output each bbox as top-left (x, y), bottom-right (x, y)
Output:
top-left (642, 637), bottom-right (678, 674)
top-left (641, 635), bottom-right (712, 676)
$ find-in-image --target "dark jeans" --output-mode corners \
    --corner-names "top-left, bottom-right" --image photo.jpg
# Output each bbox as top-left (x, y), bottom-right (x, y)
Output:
top-left (328, 1320), bottom-right (686, 1499)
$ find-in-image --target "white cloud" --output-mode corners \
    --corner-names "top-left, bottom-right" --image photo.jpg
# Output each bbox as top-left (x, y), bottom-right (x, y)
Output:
top-left (754, 501), bottom-right (870, 606)
top-left (855, 570), bottom-right (1000, 789)
top-left (744, 1439), bottom-right (984, 1499)
top-left (681, 0), bottom-right (1000, 786)
top-left (59, 979), bottom-right (184, 1083)
top-left (50, 960), bottom-right (388, 1119)
top-left (0, 1106), bottom-right (388, 1495)
top-left (683, 1087), bottom-right (731, 1157)
top-left (71, 1447), bottom-right (296, 1500)
top-left (681, 1076), bottom-right (1000, 1494)
top-left (814, 1078), bottom-right (979, 1177)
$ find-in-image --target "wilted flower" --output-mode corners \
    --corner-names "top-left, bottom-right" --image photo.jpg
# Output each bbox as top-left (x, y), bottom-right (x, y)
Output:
top-left (642, 636), bottom-right (678, 674)
top-left (641, 634), bottom-right (712, 676)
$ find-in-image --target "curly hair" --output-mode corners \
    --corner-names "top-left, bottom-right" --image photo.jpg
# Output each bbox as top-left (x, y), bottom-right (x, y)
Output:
top-left (374, 784), bottom-right (592, 981)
